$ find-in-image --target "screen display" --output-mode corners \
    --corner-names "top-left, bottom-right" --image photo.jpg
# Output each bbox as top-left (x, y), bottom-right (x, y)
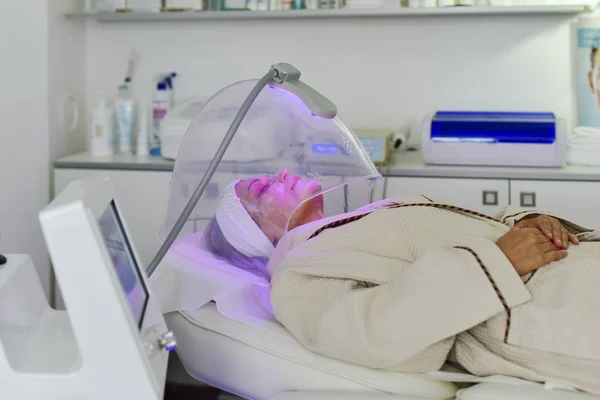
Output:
top-left (98, 201), bottom-right (148, 329)
top-left (312, 143), bottom-right (339, 154)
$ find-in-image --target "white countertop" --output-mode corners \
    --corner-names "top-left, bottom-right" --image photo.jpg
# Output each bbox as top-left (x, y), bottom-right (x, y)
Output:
top-left (54, 151), bottom-right (600, 182)
top-left (54, 152), bottom-right (175, 171)
top-left (383, 151), bottom-right (600, 181)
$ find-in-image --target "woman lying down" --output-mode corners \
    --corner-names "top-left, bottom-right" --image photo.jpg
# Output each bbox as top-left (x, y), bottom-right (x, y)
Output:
top-left (204, 168), bottom-right (600, 395)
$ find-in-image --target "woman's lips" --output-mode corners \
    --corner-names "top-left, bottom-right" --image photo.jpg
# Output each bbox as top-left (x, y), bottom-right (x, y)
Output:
top-left (290, 176), bottom-right (301, 191)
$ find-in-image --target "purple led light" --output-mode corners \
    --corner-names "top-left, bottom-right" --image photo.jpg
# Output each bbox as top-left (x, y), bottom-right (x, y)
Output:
top-left (266, 84), bottom-right (327, 119)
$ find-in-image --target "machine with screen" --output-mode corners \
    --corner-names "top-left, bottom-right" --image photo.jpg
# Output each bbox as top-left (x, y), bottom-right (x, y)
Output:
top-left (0, 176), bottom-right (175, 400)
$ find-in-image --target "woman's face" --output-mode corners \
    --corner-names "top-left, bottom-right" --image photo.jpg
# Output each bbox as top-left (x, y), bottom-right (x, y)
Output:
top-left (589, 51), bottom-right (600, 107)
top-left (235, 168), bottom-right (324, 242)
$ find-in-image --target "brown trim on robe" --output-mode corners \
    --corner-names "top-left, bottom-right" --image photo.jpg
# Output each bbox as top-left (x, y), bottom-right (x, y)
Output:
top-left (523, 270), bottom-right (538, 285)
top-left (502, 210), bottom-right (534, 222)
top-left (455, 246), bottom-right (512, 344)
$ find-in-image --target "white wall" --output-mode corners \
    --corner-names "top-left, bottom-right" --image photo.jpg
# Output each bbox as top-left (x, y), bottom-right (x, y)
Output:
top-left (85, 13), bottom-right (579, 142)
top-left (47, 1), bottom-right (88, 304)
top-left (48, 1), bottom-right (88, 165)
top-left (0, 1), bottom-right (51, 295)
top-left (0, 1), bottom-right (86, 301)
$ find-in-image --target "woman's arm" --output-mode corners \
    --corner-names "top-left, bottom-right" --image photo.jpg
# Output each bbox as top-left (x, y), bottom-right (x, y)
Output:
top-left (513, 214), bottom-right (579, 248)
top-left (494, 206), bottom-right (592, 246)
top-left (493, 205), bottom-right (541, 226)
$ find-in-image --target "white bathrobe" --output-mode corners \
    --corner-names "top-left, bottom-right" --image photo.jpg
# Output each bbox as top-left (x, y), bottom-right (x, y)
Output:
top-left (266, 196), bottom-right (600, 394)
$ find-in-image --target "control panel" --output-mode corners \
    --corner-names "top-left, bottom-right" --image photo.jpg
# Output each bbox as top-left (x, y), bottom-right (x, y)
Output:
top-left (354, 129), bottom-right (394, 166)
top-left (143, 325), bottom-right (178, 359)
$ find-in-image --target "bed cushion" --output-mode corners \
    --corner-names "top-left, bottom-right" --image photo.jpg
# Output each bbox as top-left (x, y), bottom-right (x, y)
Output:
top-left (456, 383), bottom-right (599, 400)
top-left (151, 232), bottom-right (273, 326)
top-left (165, 303), bottom-right (458, 400)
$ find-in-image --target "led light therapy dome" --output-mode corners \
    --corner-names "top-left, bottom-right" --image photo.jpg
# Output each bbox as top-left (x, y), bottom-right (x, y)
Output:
top-left (149, 63), bottom-right (381, 276)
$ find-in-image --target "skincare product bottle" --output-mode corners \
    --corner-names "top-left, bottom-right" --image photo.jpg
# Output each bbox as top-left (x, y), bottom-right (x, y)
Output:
top-left (152, 80), bottom-right (170, 156)
top-left (136, 106), bottom-right (150, 157)
top-left (90, 95), bottom-right (114, 157)
top-left (115, 84), bottom-right (135, 153)
top-left (162, 72), bottom-right (177, 108)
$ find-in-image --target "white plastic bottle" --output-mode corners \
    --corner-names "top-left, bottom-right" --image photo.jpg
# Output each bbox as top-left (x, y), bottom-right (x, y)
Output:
top-left (115, 84), bottom-right (135, 153)
top-left (162, 72), bottom-right (177, 109)
top-left (90, 96), bottom-right (114, 157)
top-left (136, 106), bottom-right (150, 157)
top-left (152, 81), bottom-right (170, 155)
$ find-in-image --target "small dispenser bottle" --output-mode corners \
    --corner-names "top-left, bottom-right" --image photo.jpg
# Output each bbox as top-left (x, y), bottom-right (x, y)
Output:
top-left (90, 95), bottom-right (114, 157)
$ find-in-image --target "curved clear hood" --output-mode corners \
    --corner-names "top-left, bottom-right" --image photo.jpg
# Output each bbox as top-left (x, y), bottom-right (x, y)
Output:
top-left (160, 78), bottom-right (381, 246)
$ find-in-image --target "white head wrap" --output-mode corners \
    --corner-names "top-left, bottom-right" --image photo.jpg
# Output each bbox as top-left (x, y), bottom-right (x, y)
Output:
top-left (215, 180), bottom-right (276, 259)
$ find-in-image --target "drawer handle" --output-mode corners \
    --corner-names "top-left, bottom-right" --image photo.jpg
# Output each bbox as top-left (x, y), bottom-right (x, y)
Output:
top-left (520, 192), bottom-right (536, 208)
top-left (482, 190), bottom-right (498, 206)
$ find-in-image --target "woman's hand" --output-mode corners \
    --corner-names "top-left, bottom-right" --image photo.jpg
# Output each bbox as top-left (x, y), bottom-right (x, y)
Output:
top-left (496, 227), bottom-right (568, 276)
top-left (513, 214), bottom-right (579, 249)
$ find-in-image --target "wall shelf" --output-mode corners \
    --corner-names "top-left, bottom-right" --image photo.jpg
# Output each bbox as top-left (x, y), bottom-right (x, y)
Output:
top-left (66, 4), bottom-right (594, 22)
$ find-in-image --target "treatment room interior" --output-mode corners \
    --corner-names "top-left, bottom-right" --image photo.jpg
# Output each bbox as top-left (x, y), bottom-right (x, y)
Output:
top-left (3, 0), bottom-right (600, 399)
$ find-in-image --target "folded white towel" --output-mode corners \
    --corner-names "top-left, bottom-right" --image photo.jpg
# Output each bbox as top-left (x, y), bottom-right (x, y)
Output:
top-left (566, 147), bottom-right (600, 166)
top-left (567, 127), bottom-right (600, 160)
top-left (570, 126), bottom-right (600, 140)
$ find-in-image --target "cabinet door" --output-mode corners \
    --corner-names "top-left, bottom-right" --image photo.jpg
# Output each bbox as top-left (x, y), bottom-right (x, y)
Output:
top-left (55, 169), bottom-right (172, 266)
top-left (385, 177), bottom-right (510, 216)
top-left (510, 180), bottom-right (600, 228)
top-left (54, 169), bottom-right (172, 308)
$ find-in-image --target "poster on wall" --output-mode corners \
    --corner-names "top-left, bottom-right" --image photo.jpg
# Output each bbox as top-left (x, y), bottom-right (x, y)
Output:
top-left (577, 18), bottom-right (600, 129)
top-left (572, 18), bottom-right (600, 166)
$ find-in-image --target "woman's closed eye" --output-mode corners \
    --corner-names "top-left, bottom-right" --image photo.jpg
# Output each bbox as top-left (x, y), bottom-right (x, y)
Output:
top-left (259, 183), bottom-right (270, 196)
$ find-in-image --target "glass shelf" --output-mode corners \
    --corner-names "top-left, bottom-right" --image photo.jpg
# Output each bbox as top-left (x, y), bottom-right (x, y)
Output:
top-left (66, 4), bottom-right (594, 22)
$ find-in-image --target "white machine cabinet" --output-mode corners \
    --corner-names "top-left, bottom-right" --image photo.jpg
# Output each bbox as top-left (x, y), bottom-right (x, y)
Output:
top-left (54, 169), bottom-right (171, 267)
top-left (385, 176), bottom-right (600, 226)
top-left (53, 154), bottom-right (173, 310)
top-left (384, 177), bottom-right (510, 216)
top-left (509, 180), bottom-right (600, 228)
top-left (54, 154), bottom-right (173, 269)
top-left (382, 151), bottom-right (600, 228)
